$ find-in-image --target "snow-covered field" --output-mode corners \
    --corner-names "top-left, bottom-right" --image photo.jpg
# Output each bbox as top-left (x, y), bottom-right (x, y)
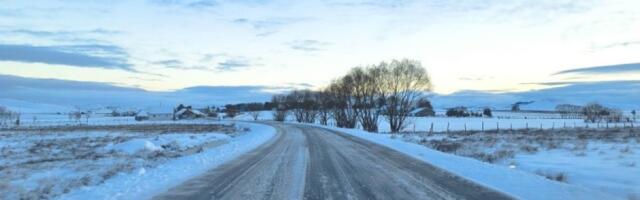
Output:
top-left (330, 125), bottom-right (640, 199)
top-left (234, 110), bottom-right (637, 133)
top-left (313, 124), bottom-right (622, 200)
top-left (0, 121), bottom-right (276, 200)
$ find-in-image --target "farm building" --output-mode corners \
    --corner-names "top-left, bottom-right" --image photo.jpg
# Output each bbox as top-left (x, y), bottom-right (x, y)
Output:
top-left (134, 111), bottom-right (149, 121)
top-left (174, 107), bottom-right (207, 119)
top-left (411, 107), bottom-right (435, 117)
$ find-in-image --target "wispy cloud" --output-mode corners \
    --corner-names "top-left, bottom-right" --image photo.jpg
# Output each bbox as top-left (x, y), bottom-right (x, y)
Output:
top-left (187, 0), bottom-right (218, 8)
top-left (520, 81), bottom-right (580, 86)
top-left (554, 63), bottom-right (640, 75)
top-left (593, 41), bottom-right (640, 50)
top-left (0, 44), bottom-right (132, 71)
top-left (288, 40), bottom-right (329, 52)
top-left (459, 76), bottom-right (494, 81)
top-left (0, 28), bottom-right (122, 44)
top-left (231, 17), bottom-right (309, 37)
top-left (0, 28), bottom-right (121, 37)
top-left (327, 0), bottom-right (414, 9)
top-left (127, 76), bottom-right (161, 82)
top-left (152, 0), bottom-right (271, 8)
top-left (151, 0), bottom-right (217, 8)
top-left (217, 58), bottom-right (251, 71)
top-left (153, 59), bottom-right (183, 68)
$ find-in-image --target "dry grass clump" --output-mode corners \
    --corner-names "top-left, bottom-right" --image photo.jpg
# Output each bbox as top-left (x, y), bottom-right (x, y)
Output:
top-left (535, 170), bottom-right (568, 182)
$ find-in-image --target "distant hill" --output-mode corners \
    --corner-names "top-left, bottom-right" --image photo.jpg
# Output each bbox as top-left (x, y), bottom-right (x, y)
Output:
top-left (431, 81), bottom-right (640, 111)
top-left (1, 74), bottom-right (639, 113)
top-left (0, 74), bottom-right (280, 113)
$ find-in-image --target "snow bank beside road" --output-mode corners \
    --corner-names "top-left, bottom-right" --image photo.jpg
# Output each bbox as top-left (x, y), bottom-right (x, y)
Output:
top-left (60, 122), bottom-right (276, 200)
top-left (313, 125), bottom-right (619, 200)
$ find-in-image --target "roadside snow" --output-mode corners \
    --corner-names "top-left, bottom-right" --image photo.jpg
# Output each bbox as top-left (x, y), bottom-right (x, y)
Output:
top-left (101, 139), bottom-right (161, 154)
top-left (100, 134), bottom-right (230, 155)
top-left (315, 125), bottom-right (619, 200)
top-left (59, 122), bottom-right (276, 200)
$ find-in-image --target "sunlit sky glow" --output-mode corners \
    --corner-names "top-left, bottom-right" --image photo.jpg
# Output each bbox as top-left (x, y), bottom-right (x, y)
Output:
top-left (1, 0), bottom-right (639, 94)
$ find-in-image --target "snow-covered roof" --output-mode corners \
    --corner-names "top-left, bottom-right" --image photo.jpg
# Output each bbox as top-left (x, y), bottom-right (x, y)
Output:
top-left (136, 111), bottom-right (149, 117)
top-left (175, 108), bottom-right (206, 116)
top-left (175, 108), bottom-right (188, 116)
top-left (191, 109), bottom-right (206, 116)
top-left (410, 108), bottom-right (425, 115)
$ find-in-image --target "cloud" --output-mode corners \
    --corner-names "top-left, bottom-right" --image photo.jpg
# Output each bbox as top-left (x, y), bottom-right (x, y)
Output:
top-left (153, 59), bottom-right (183, 68)
top-left (458, 76), bottom-right (494, 81)
top-left (0, 28), bottom-right (123, 44)
top-left (285, 82), bottom-right (314, 88)
top-left (0, 74), bottom-right (141, 92)
top-left (0, 8), bottom-right (23, 17)
top-left (231, 17), bottom-right (309, 37)
top-left (127, 76), bottom-right (161, 82)
top-left (554, 63), bottom-right (640, 75)
top-left (0, 44), bottom-right (132, 71)
top-left (152, 0), bottom-right (270, 8)
top-left (217, 58), bottom-right (251, 71)
top-left (520, 81), bottom-right (581, 86)
top-left (153, 59), bottom-right (215, 71)
top-left (327, 0), bottom-right (414, 8)
top-left (594, 41), bottom-right (640, 50)
top-left (152, 54), bottom-right (257, 72)
top-left (187, 0), bottom-right (218, 8)
top-left (0, 28), bottom-right (121, 37)
top-left (288, 40), bottom-right (329, 52)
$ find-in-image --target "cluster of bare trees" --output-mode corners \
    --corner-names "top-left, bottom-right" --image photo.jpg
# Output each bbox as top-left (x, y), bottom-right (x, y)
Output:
top-left (0, 106), bottom-right (20, 127)
top-left (556, 103), bottom-right (626, 123)
top-left (271, 59), bottom-right (432, 133)
top-left (555, 104), bottom-right (583, 119)
top-left (271, 90), bottom-right (324, 123)
top-left (582, 103), bottom-right (624, 123)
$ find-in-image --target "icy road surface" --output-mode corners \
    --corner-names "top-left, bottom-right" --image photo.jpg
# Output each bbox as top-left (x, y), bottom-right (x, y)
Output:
top-left (154, 122), bottom-right (512, 200)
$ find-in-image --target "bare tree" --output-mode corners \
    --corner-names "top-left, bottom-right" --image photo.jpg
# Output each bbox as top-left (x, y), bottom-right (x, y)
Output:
top-left (71, 112), bottom-right (82, 124)
top-left (347, 65), bottom-right (384, 132)
top-left (271, 95), bottom-right (288, 122)
top-left (556, 104), bottom-right (582, 119)
top-left (582, 103), bottom-right (609, 123)
top-left (326, 78), bottom-right (358, 128)
top-left (15, 113), bottom-right (20, 127)
top-left (287, 90), bottom-right (305, 123)
top-left (300, 90), bottom-right (319, 123)
top-left (316, 90), bottom-right (332, 125)
top-left (249, 111), bottom-right (261, 121)
top-left (84, 111), bottom-right (91, 124)
top-left (379, 59), bottom-right (432, 133)
top-left (286, 90), bottom-right (319, 123)
top-left (0, 106), bottom-right (11, 127)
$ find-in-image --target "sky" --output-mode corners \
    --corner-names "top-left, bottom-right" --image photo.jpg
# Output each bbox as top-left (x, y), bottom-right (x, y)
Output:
top-left (0, 0), bottom-right (639, 94)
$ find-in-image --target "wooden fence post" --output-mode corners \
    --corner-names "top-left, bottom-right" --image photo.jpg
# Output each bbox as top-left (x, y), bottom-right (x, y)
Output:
top-left (447, 122), bottom-right (450, 133)
top-left (429, 123), bottom-right (434, 135)
top-left (413, 123), bottom-right (416, 133)
top-left (464, 123), bottom-right (467, 133)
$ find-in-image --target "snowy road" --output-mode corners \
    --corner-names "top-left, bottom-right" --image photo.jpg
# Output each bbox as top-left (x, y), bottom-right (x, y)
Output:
top-left (153, 122), bottom-right (513, 200)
